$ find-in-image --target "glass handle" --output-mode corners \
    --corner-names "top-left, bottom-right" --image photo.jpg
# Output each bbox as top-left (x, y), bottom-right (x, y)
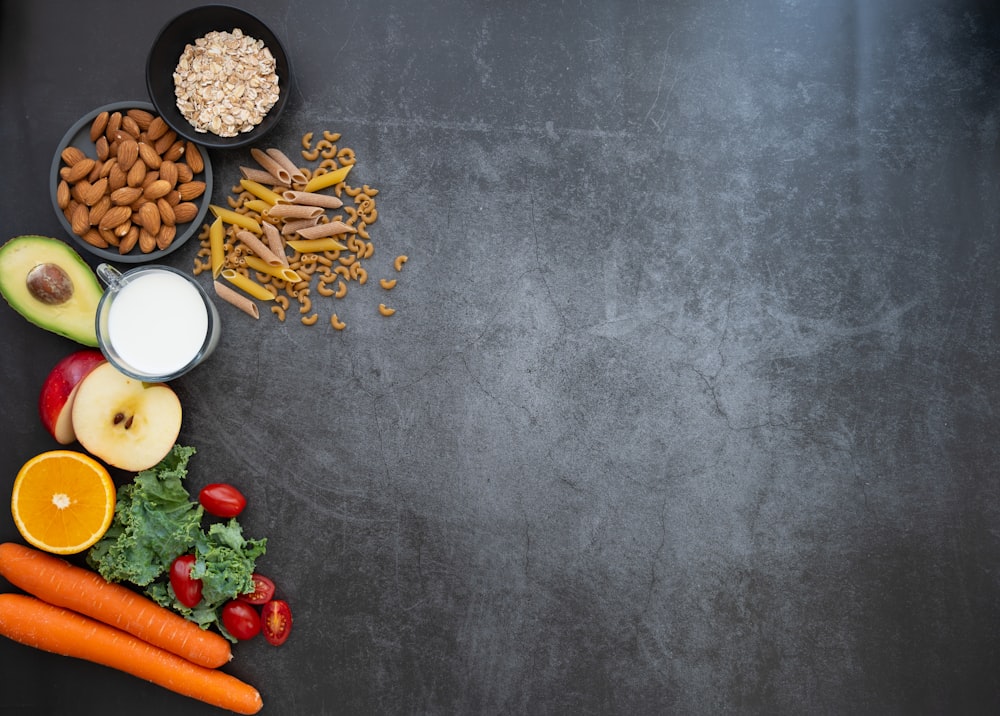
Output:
top-left (96, 263), bottom-right (122, 290)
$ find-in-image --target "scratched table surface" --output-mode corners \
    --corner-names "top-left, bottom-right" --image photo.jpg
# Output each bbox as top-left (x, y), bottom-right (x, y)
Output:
top-left (2, 1), bottom-right (1000, 714)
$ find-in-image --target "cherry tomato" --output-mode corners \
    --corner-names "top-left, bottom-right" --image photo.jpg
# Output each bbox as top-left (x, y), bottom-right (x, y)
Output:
top-left (169, 554), bottom-right (202, 608)
top-left (221, 600), bottom-right (261, 640)
top-left (261, 599), bottom-right (292, 646)
top-left (198, 483), bottom-right (247, 518)
top-left (237, 573), bottom-right (276, 605)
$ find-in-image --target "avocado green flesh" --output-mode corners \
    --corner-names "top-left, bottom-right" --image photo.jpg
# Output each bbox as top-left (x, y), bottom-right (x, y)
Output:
top-left (0, 235), bottom-right (103, 346)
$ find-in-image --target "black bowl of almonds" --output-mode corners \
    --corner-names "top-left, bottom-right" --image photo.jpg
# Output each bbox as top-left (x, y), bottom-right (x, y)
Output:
top-left (146, 5), bottom-right (291, 149)
top-left (50, 100), bottom-right (213, 263)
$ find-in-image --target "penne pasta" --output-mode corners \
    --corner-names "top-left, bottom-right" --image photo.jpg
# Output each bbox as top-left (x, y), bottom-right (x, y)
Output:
top-left (294, 220), bottom-right (357, 240)
top-left (281, 217), bottom-right (320, 236)
top-left (281, 190), bottom-right (343, 209)
top-left (243, 254), bottom-right (301, 283)
top-left (236, 230), bottom-right (283, 266)
top-left (266, 148), bottom-right (308, 185)
top-left (221, 269), bottom-right (275, 301)
top-left (239, 166), bottom-right (285, 186)
top-left (242, 199), bottom-right (271, 215)
top-left (209, 204), bottom-right (262, 234)
top-left (303, 164), bottom-right (353, 193)
top-left (266, 203), bottom-right (324, 220)
top-left (240, 179), bottom-right (283, 205)
top-left (286, 238), bottom-right (349, 254)
top-left (262, 222), bottom-right (288, 266)
top-left (251, 148), bottom-right (292, 185)
top-left (214, 280), bottom-right (260, 318)
top-left (209, 217), bottom-right (225, 278)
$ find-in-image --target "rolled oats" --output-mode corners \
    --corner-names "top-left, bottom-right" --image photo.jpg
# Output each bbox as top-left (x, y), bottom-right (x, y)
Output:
top-left (173, 28), bottom-right (280, 138)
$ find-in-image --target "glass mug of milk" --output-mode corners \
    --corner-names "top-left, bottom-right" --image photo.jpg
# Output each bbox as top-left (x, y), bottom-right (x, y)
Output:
top-left (94, 264), bottom-right (220, 382)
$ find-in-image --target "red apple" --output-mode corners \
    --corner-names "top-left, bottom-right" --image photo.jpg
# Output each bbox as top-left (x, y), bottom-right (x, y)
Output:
top-left (71, 362), bottom-right (183, 472)
top-left (39, 349), bottom-right (107, 444)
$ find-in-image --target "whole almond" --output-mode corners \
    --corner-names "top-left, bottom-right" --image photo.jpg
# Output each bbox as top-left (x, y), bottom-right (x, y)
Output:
top-left (165, 190), bottom-right (181, 206)
top-left (98, 158), bottom-right (116, 179)
top-left (70, 203), bottom-right (90, 235)
top-left (95, 135), bottom-right (110, 161)
top-left (61, 146), bottom-right (86, 166)
top-left (114, 218), bottom-right (133, 237)
top-left (154, 130), bottom-right (177, 156)
top-left (177, 181), bottom-right (206, 201)
top-left (70, 180), bottom-right (92, 205)
top-left (138, 228), bottom-right (157, 253)
top-left (121, 115), bottom-right (141, 138)
top-left (175, 162), bottom-right (193, 184)
top-left (64, 158), bottom-right (96, 183)
top-left (99, 227), bottom-right (120, 247)
top-left (144, 179), bottom-right (172, 200)
top-left (172, 201), bottom-right (199, 224)
top-left (89, 196), bottom-right (111, 225)
top-left (109, 163), bottom-right (128, 191)
top-left (127, 108), bottom-right (154, 130)
top-left (82, 228), bottom-right (109, 249)
top-left (156, 224), bottom-right (176, 250)
top-left (87, 160), bottom-right (102, 183)
top-left (90, 111), bottom-right (109, 142)
top-left (105, 112), bottom-right (122, 142)
top-left (184, 141), bottom-right (204, 173)
top-left (82, 177), bottom-right (108, 207)
top-left (146, 116), bottom-right (168, 141)
top-left (119, 225), bottom-right (139, 254)
top-left (136, 202), bottom-right (161, 235)
top-left (56, 180), bottom-right (71, 210)
top-left (141, 170), bottom-right (160, 189)
top-left (163, 139), bottom-right (185, 162)
top-left (98, 205), bottom-right (132, 230)
top-left (127, 159), bottom-right (147, 187)
top-left (138, 141), bottom-right (161, 169)
top-left (157, 197), bottom-right (176, 226)
top-left (117, 139), bottom-right (139, 171)
top-left (159, 160), bottom-right (178, 188)
top-left (110, 186), bottom-right (143, 205)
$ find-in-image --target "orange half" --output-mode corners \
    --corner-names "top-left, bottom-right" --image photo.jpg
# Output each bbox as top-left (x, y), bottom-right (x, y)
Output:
top-left (10, 450), bottom-right (116, 555)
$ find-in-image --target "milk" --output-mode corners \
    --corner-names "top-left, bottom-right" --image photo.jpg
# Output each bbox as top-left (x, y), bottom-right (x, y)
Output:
top-left (106, 269), bottom-right (210, 378)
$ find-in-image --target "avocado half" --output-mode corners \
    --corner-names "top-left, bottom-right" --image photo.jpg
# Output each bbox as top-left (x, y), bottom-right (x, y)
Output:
top-left (0, 235), bottom-right (103, 346)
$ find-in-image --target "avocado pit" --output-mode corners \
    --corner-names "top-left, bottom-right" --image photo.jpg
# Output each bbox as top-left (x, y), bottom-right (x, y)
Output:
top-left (26, 262), bottom-right (74, 305)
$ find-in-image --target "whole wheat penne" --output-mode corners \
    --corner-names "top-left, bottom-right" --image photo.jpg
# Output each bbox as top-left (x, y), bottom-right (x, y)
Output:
top-left (240, 179), bottom-right (283, 205)
top-left (209, 205), bottom-right (262, 234)
top-left (281, 190), bottom-right (344, 209)
top-left (236, 230), bottom-right (283, 266)
top-left (209, 217), bottom-right (225, 278)
top-left (251, 148), bottom-right (292, 185)
top-left (266, 148), bottom-right (308, 185)
top-left (221, 269), bottom-right (275, 301)
top-left (295, 220), bottom-right (357, 240)
top-left (214, 280), bottom-right (260, 319)
top-left (267, 203), bottom-right (324, 220)
top-left (261, 222), bottom-right (288, 266)
top-left (243, 255), bottom-right (301, 283)
top-left (303, 164), bottom-right (353, 193)
top-left (281, 218), bottom-right (320, 236)
top-left (287, 238), bottom-right (349, 253)
top-left (239, 166), bottom-right (285, 187)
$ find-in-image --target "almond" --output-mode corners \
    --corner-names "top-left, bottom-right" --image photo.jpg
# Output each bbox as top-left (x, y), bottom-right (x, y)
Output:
top-left (109, 163), bottom-right (128, 191)
top-left (127, 108), bottom-right (154, 130)
top-left (88, 196), bottom-right (111, 225)
top-left (119, 225), bottom-right (139, 254)
top-left (136, 201), bottom-right (161, 235)
top-left (82, 229), bottom-right (108, 249)
top-left (156, 224), bottom-right (176, 250)
top-left (141, 170), bottom-right (160, 189)
top-left (90, 111), bottom-right (109, 143)
top-left (82, 177), bottom-right (108, 206)
top-left (70, 180), bottom-right (92, 205)
top-left (60, 146), bottom-right (86, 166)
top-left (163, 139), bottom-right (185, 162)
top-left (98, 205), bottom-right (132, 230)
top-left (95, 135), bottom-right (110, 161)
top-left (114, 218), bottom-right (133, 237)
top-left (172, 201), bottom-right (199, 224)
top-left (176, 162), bottom-right (194, 184)
top-left (71, 203), bottom-right (90, 235)
top-left (157, 197), bottom-right (176, 226)
top-left (138, 141), bottom-right (162, 169)
top-left (98, 158), bottom-right (116, 179)
top-left (99, 227), bottom-right (120, 247)
top-left (56, 180), bottom-right (71, 210)
top-left (184, 141), bottom-right (204, 173)
top-left (110, 186), bottom-right (143, 206)
top-left (177, 181), bottom-right (206, 201)
top-left (64, 158), bottom-right (95, 183)
top-left (105, 112), bottom-right (122, 142)
top-left (138, 228), bottom-right (157, 253)
top-left (154, 130), bottom-right (178, 156)
top-left (117, 139), bottom-right (139, 171)
top-left (87, 160), bottom-right (102, 183)
top-left (144, 179), bottom-right (172, 200)
top-left (121, 115), bottom-right (141, 139)
top-left (127, 158), bottom-right (147, 187)
top-left (159, 160), bottom-right (178, 188)
top-left (146, 116), bottom-right (169, 141)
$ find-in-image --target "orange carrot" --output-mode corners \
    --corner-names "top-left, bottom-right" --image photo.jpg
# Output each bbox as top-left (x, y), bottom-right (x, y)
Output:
top-left (0, 542), bottom-right (230, 668)
top-left (0, 594), bottom-right (263, 714)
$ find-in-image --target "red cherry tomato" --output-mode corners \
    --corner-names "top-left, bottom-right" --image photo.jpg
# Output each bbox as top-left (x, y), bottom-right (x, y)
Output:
top-left (237, 573), bottom-right (276, 605)
top-left (261, 599), bottom-right (292, 646)
top-left (198, 483), bottom-right (247, 518)
top-left (221, 600), bottom-right (261, 640)
top-left (169, 554), bottom-right (202, 608)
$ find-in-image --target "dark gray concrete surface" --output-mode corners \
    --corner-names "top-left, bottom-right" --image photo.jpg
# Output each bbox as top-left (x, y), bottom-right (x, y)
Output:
top-left (1, 1), bottom-right (999, 713)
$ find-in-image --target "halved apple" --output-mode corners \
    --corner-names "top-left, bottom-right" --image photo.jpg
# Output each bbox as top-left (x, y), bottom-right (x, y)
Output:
top-left (71, 362), bottom-right (182, 472)
top-left (39, 349), bottom-right (107, 444)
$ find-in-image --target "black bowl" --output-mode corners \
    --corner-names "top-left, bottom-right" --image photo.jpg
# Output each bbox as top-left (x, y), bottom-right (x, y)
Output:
top-left (146, 5), bottom-right (291, 149)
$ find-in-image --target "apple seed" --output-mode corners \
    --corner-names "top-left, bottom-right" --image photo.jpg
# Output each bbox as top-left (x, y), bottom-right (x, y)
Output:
top-left (26, 263), bottom-right (75, 305)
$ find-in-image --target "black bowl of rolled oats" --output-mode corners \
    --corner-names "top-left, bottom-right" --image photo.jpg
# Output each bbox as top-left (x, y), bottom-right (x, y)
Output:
top-left (146, 5), bottom-right (290, 149)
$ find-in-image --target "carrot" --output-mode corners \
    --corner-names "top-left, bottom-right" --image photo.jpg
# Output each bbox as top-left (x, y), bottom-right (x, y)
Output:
top-left (0, 542), bottom-right (230, 668)
top-left (0, 594), bottom-right (263, 714)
